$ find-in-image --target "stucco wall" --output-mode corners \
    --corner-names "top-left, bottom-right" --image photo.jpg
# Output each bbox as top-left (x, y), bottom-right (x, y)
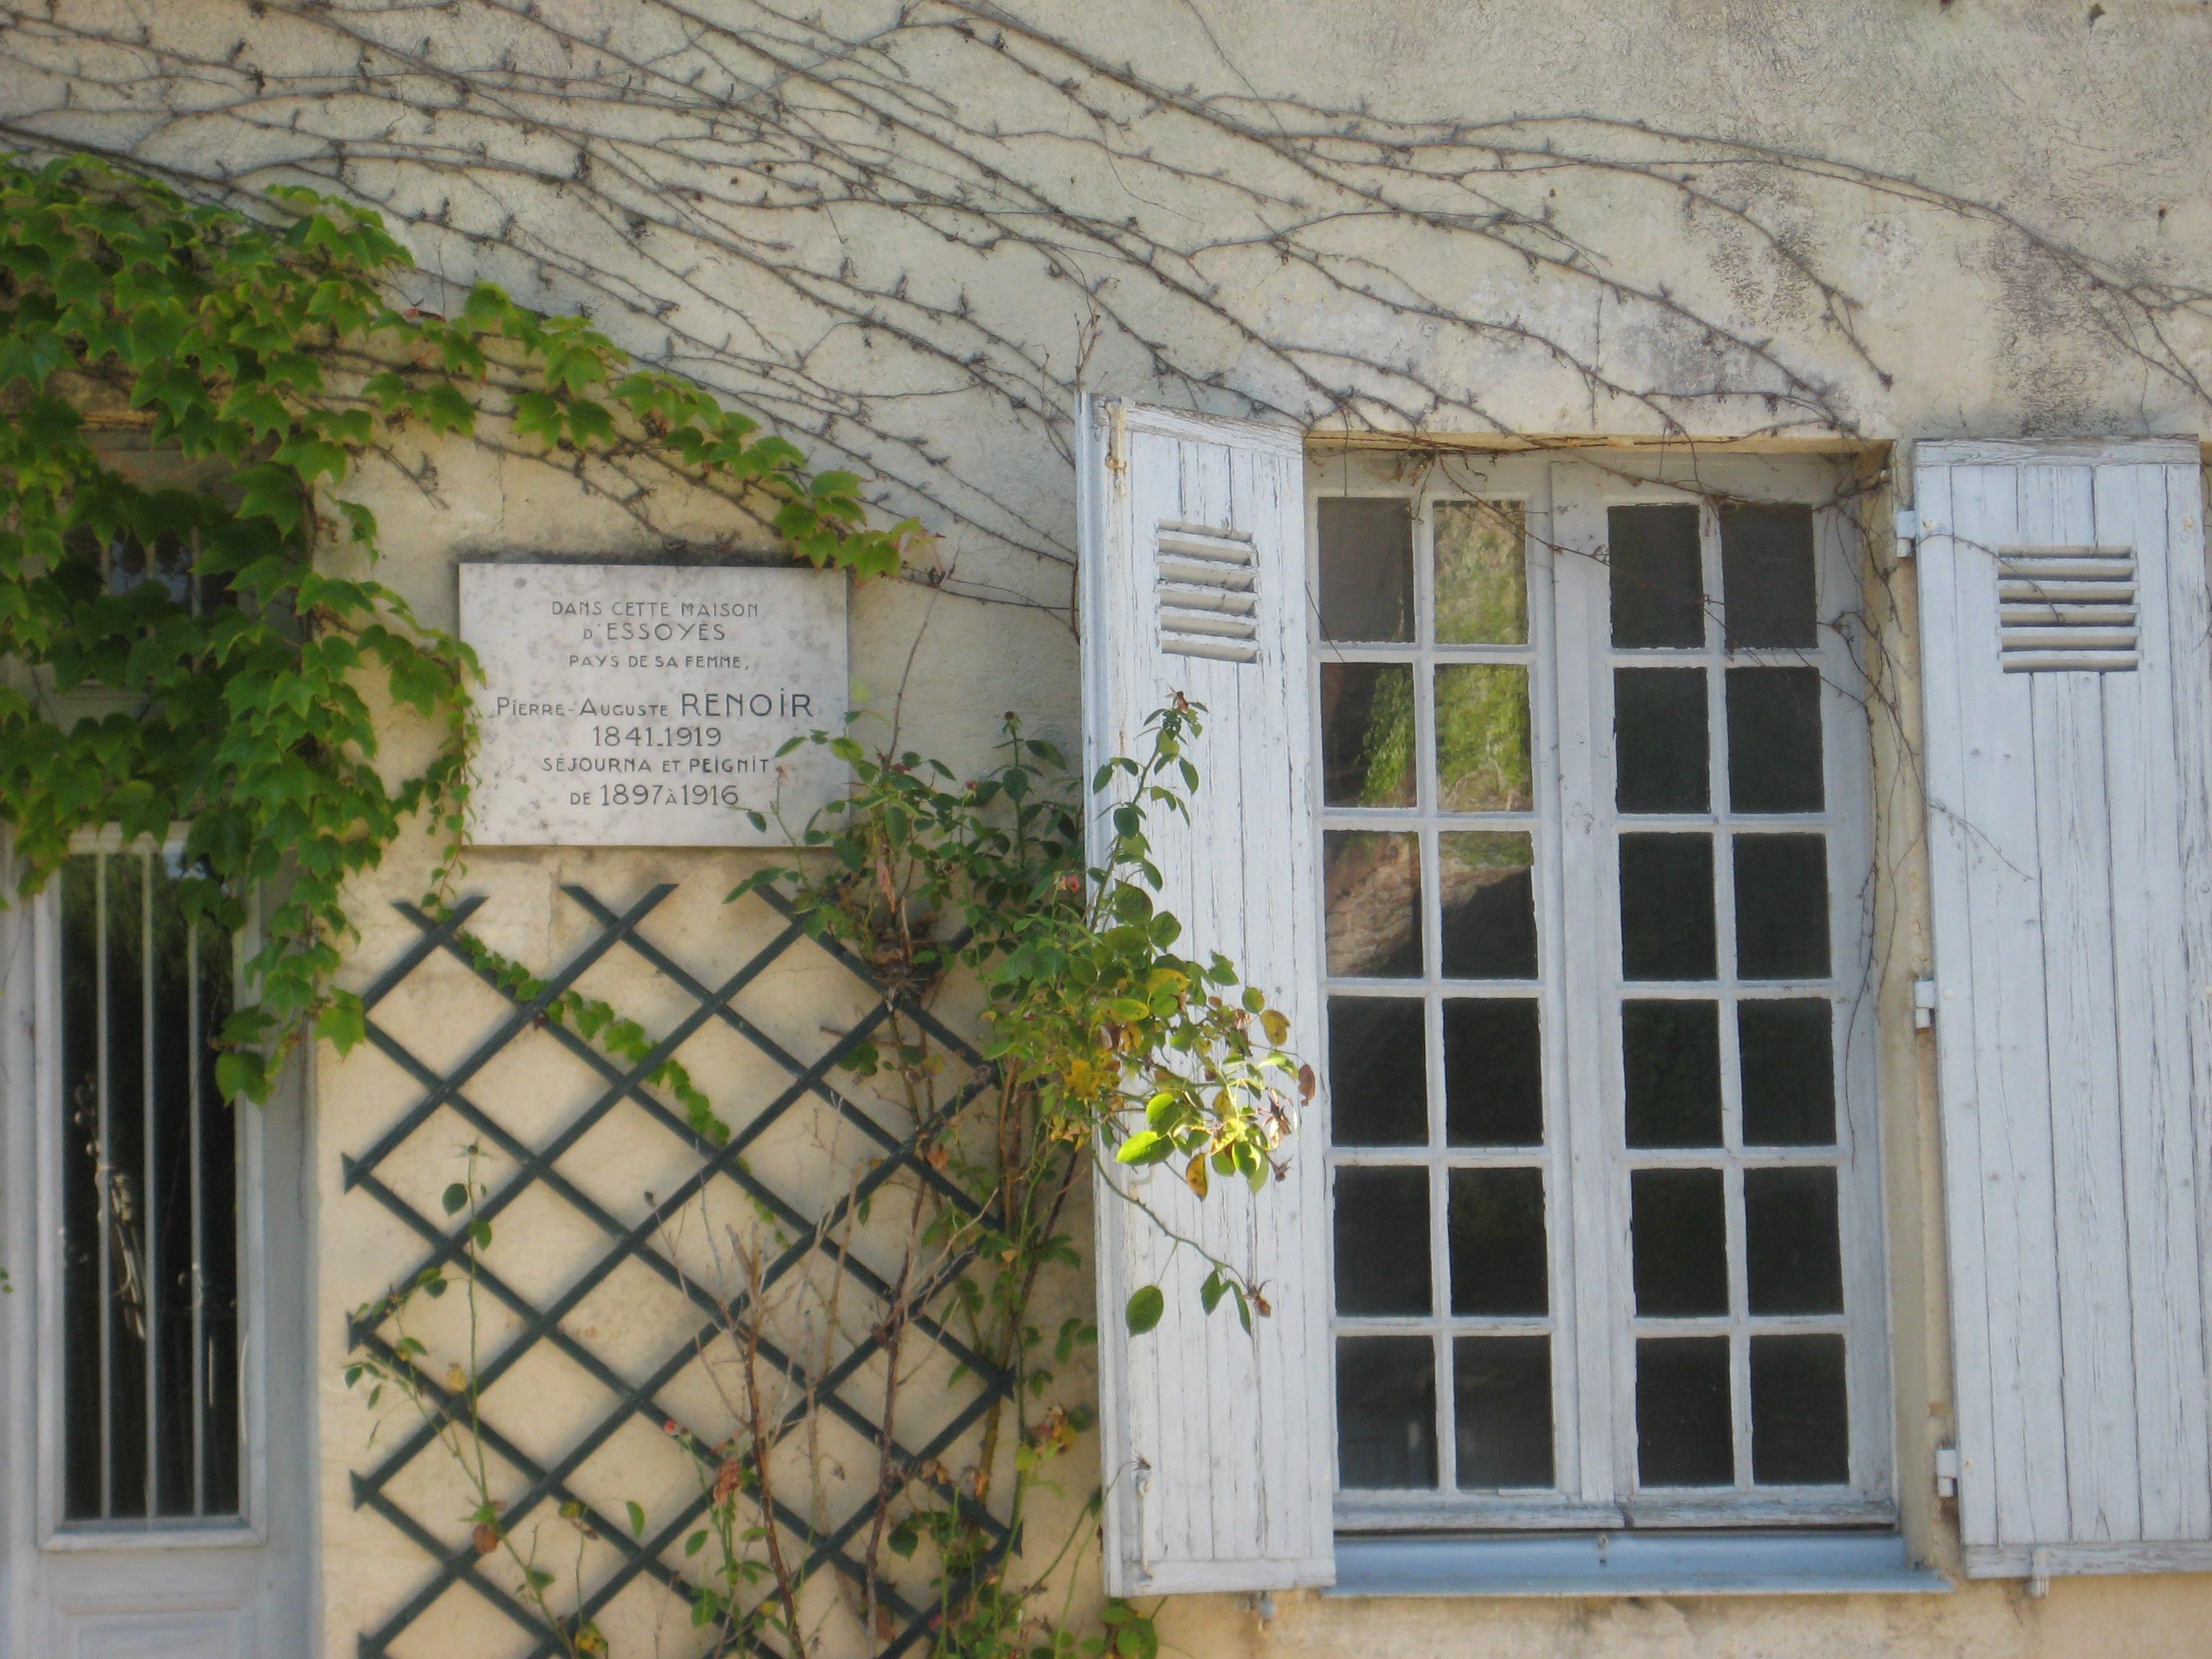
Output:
top-left (10, 0), bottom-right (2212, 1653)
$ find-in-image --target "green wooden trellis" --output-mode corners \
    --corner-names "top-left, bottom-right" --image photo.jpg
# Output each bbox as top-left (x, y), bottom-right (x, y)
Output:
top-left (343, 882), bottom-right (1012, 1658)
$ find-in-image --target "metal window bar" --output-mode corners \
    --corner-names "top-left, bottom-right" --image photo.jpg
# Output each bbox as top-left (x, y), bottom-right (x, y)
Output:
top-left (346, 884), bottom-right (1019, 1659)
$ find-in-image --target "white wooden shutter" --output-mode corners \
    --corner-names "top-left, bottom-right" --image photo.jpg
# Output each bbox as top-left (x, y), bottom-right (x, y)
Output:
top-left (1917, 436), bottom-right (2212, 1578)
top-left (1076, 397), bottom-right (1334, 1595)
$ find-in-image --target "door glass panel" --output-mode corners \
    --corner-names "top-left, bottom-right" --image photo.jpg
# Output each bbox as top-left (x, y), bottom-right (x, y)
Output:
top-left (1443, 999), bottom-right (1542, 1146)
top-left (1435, 664), bottom-right (1532, 811)
top-left (1739, 1000), bottom-right (1836, 1146)
top-left (1614, 667), bottom-right (1709, 813)
top-left (1338, 1336), bottom-right (1438, 1488)
top-left (1448, 1169), bottom-right (1548, 1316)
top-left (1439, 831), bottom-right (1537, 979)
top-left (1750, 1334), bottom-right (1850, 1484)
top-left (1725, 667), bottom-right (1823, 814)
top-left (1733, 834), bottom-right (1830, 979)
top-left (1335, 1167), bottom-right (1432, 1316)
top-left (1720, 503), bottom-right (1818, 649)
top-left (1455, 1336), bottom-right (1554, 1488)
top-left (1325, 830), bottom-right (1424, 977)
top-left (1320, 498), bottom-right (1415, 642)
top-left (1328, 998), bottom-right (1427, 1146)
top-left (1434, 500), bottom-right (1527, 644)
top-left (1743, 1166), bottom-right (1845, 1315)
top-left (1622, 1000), bottom-right (1722, 1148)
top-left (1619, 832), bottom-right (1716, 981)
top-left (1630, 1168), bottom-right (1728, 1317)
top-left (1322, 663), bottom-right (1416, 807)
top-left (1636, 1336), bottom-right (1734, 1486)
top-left (1609, 504), bottom-right (1704, 647)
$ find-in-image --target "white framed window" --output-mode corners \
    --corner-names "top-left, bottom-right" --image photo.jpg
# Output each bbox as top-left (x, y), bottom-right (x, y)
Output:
top-left (1316, 453), bottom-right (1889, 1531)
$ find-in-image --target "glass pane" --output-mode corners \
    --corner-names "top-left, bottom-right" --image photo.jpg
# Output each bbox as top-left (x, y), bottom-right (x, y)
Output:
top-left (1338, 1336), bottom-right (1438, 1488)
top-left (1448, 1168), bottom-right (1548, 1316)
top-left (1609, 504), bottom-right (1704, 647)
top-left (1443, 999), bottom-right (1543, 1147)
top-left (1750, 1334), bottom-right (1850, 1484)
top-left (1720, 503), bottom-right (1818, 649)
top-left (1435, 664), bottom-right (1532, 812)
top-left (1630, 1167), bottom-right (1728, 1317)
top-left (1439, 832), bottom-right (1537, 979)
top-left (1325, 830), bottom-right (1423, 978)
top-left (1455, 1336), bottom-right (1555, 1488)
top-left (1733, 834), bottom-right (1830, 979)
top-left (1743, 1166), bottom-right (1845, 1315)
top-left (1335, 1166), bottom-right (1432, 1316)
top-left (1619, 832), bottom-right (1716, 981)
top-left (1636, 1336), bottom-right (1734, 1486)
top-left (1328, 999), bottom-right (1426, 1147)
top-left (1622, 1000), bottom-right (1722, 1149)
top-left (1320, 498), bottom-right (1414, 642)
top-left (1321, 663), bottom-right (1416, 807)
top-left (1740, 999), bottom-right (1836, 1146)
top-left (1725, 667), bottom-right (1823, 814)
top-left (1614, 667), bottom-right (1709, 814)
top-left (1434, 500), bottom-right (1527, 644)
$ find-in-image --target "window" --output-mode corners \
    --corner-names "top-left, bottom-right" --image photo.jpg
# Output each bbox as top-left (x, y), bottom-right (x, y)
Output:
top-left (52, 845), bottom-right (243, 1526)
top-left (1319, 458), bottom-right (1886, 1529)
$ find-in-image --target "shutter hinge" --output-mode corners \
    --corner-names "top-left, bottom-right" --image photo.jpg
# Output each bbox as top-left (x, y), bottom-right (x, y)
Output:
top-left (1894, 507), bottom-right (1918, 554)
top-left (1913, 979), bottom-right (1938, 1030)
top-left (1935, 1443), bottom-right (1961, 1498)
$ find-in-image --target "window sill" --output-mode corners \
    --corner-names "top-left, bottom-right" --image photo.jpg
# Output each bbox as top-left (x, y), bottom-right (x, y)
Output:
top-left (1329, 1530), bottom-right (1951, 1598)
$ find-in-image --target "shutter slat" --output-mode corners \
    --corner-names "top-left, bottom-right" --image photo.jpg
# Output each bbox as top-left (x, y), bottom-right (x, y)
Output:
top-left (1080, 398), bottom-right (1333, 1596)
top-left (1917, 439), bottom-right (2212, 1578)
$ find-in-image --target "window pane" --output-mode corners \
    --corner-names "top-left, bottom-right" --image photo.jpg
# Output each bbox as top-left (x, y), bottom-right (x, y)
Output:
top-left (1630, 1167), bottom-right (1728, 1317)
top-left (1434, 500), bottom-right (1527, 644)
top-left (1436, 664), bottom-right (1532, 812)
top-left (1619, 832), bottom-right (1716, 981)
top-left (1636, 1336), bottom-right (1734, 1486)
top-left (1750, 1334), bottom-right (1850, 1485)
top-left (1609, 504), bottom-right (1704, 647)
top-left (1328, 999), bottom-right (1426, 1147)
top-left (1720, 503), bottom-right (1817, 649)
top-left (1733, 834), bottom-right (1830, 979)
top-left (1622, 1000), bottom-right (1722, 1149)
top-left (1725, 667), bottom-right (1823, 814)
top-left (1439, 832), bottom-right (1537, 979)
top-left (1335, 1167), bottom-right (1432, 1316)
top-left (1443, 999), bottom-right (1543, 1147)
top-left (1321, 663), bottom-right (1416, 807)
top-left (1325, 830), bottom-right (1423, 978)
top-left (1338, 1336), bottom-right (1438, 1488)
top-left (1614, 667), bottom-right (1709, 814)
top-left (1455, 1336), bottom-right (1554, 1488)
top-left (1320, 498), bottom-right (1414, 642)
top-left (1739, 999), bottom-right (1836, 1146)
top-left (1743, 1166), bottom-right (1845, 1315)
top-left (1448, 1168), bottom-right (1548, 1316)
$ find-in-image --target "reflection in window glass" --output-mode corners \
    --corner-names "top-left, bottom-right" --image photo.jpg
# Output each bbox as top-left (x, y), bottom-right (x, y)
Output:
top-left (1338, 1336), bottom-right (1438, 1488)
top-left (1436, 664), bottom-right (1532, 811)
top-left (1439, 832), bottom-right (1537, 979)
top-left (1434, 500), bottom-right (1528, 644)
top-left (1328, 999), bottom-right (1427, 1147)
top-left (1455, 1336), bottom-right (1555, 1489)
top-left (1321, 662), bottom-right (1416, 807)
top-left (1720, 503), bottom-right (1817, 649)
top-left (1609, 504), bottom-right (1704, 647)
top-left (1443, 999), bottom-right (1543, 1146)
top-left (1325, 830), bottom-right (1423, 978)
top-left (1636, 1337), bottom-right (1733, 1486)
top-left (1319, 498), bottom-right (1415, 642)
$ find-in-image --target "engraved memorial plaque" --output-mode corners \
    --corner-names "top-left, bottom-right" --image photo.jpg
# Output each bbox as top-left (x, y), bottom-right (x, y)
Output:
top-left (459, 561), bottom-right (848, 846)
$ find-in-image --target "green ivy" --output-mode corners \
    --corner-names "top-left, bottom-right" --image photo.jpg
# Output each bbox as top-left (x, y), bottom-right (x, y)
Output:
top-left (0, 153), bottom-right (912, 1098)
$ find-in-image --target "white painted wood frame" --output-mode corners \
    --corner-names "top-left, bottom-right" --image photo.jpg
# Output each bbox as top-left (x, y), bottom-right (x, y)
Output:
top-left (1915, 435), bottom-right (2212, 1580)
top-left (1078, 398), bottom-right (1335, 1596)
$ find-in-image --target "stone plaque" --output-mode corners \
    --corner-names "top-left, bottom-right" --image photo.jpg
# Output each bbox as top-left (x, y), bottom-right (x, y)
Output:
top-left (458, 561), bottom-right (848, 846)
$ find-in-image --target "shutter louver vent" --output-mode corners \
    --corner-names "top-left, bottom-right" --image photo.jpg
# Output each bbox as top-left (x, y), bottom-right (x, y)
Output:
top-left (1998, 544), bottom-right (2139, 673)
top-left (1156, 521), bottom-right (1260, 663)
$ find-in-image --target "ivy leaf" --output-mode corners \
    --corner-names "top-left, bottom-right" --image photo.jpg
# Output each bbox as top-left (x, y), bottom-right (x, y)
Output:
top-left (317, 992), bottom-right (367, 1055)
top-left (1123, 1285), bottom-right (1164, 1336)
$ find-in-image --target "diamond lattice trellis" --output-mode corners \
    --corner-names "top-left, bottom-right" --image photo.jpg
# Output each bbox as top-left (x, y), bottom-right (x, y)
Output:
top-left (343, 882), bottom-right (1015, 1658)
